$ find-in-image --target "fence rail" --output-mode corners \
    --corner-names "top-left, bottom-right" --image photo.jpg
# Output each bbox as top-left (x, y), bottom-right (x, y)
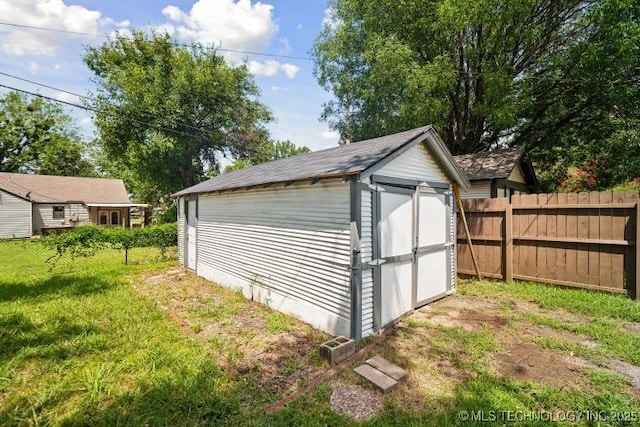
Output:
top-left (457, 191), bottom-right (640, 299)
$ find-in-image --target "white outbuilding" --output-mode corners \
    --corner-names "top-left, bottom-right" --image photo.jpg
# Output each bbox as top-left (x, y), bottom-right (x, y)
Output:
top-left (174, 125), bottom-right (469, 340)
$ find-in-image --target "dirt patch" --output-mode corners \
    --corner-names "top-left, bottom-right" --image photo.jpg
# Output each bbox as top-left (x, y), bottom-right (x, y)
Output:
top-left (610, 360), bottom-right (640, 391)
top-left (518, 322), bottom-right (598, 349)
top-left (414, 308), bottom-right (507, 332)
top-left (134, 268), bottom-right (329, 397)
top-left (330, 383), bottom-right (384, 421)
top-left (623, 322), bottom-right (640, 336)
top-left (437, 294), bottom-right (500, 311)
top-left (494, 343), bottom-right (594, 385)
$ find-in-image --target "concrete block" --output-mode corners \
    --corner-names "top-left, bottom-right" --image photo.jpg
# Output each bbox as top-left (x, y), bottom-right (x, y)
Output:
top-left (354, 364), bottom-right (398, 393)
top-left (319, 336), bottom-right (355, 366)
top-left (365, 356), bottom-right (408, 381)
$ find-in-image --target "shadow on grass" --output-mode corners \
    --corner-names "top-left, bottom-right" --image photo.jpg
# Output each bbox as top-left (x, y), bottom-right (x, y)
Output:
top-left (0, 311), bottom-right (102, 362)
top-left (63, 361), bottom-right (242, 426)
top-left (0, 274), bottom-right (119, 303)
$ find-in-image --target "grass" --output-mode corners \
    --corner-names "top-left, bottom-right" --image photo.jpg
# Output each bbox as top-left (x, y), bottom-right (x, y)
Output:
top-left (1, 240), bottom-right (639, 426)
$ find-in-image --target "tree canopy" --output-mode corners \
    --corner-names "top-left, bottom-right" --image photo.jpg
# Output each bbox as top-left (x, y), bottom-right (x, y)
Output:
top-left (0, 91), bottom-right (95, 176)
top-left (84, 31), bottom-right (273, 204)
top-left (314, 0), bottom-right (640, 190)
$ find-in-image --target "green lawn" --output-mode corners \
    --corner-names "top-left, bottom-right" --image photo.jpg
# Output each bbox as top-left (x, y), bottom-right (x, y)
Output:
top-left (1, 240), bottom-right (640, 426)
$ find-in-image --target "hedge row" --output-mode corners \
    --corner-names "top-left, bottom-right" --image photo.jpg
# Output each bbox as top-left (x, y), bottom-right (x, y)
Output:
top-left (40, 223), bottom-right (177, 265)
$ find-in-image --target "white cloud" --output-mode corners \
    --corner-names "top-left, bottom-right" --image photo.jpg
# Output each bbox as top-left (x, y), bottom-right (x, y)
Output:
top-left (278, 37), bottom-right (291, 54)
top-left (322, 8), bottom-right (338, 29)
top-left (28, 61), bottom-right (39, 74)
top-left (271, 86), bottom-right (288, 92)
top-left (0, 0), bottom-right (103, 56)
top-left (248, 60), bottom-right (299, 79)
top-left (320, 130), bottom-right (339, 140)
top-left (161, 0), bottom-right (278, 57)
top-left (280, 63), bottom-right (299, 79)
top-left (54, 91), bottom-right (81, 104)
top-left (296, 24), bottom-right (303, 30)
top-left (248, 60), bottom-right (280, 77)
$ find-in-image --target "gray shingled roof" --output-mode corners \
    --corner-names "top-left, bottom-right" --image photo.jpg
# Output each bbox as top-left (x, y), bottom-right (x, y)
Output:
top-left (0, 172), bottom-right (131, 204)
top-left (174, 125), bottom-right (467, 196)
top-left (454, 147), bottom-right (525, 181)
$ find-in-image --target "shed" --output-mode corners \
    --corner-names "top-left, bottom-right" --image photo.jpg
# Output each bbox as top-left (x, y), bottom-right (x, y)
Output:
top-left (173, 125), bottom-right (469, 339)
top-left (454, 147), bottom-right (537, 199)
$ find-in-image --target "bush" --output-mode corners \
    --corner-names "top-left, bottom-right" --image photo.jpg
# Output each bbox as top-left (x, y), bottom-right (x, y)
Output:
top-left (40, 223), bottom-right (177, 267)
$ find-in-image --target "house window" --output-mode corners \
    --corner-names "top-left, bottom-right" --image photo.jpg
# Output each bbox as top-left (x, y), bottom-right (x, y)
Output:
top-left (98, 210), bottom-right (121, 226)
top-left (99, 211), bottom-right (108, 225)
top-left (53, 206), bottom-right (65, 219)
top-left (111, 211), bottom-right (120, 226)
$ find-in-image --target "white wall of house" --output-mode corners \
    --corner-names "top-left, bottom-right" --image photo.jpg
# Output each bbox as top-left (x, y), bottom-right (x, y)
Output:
top-left (32, 203), bottom-right (90, 234)
top-left (0, 190), bottom-right (32, 239)
top-left (177, 198), bottom-right (185, 267)
top-left (194, 179), bottom-right (352, 337)
top-left (461, 180), bottom-right (492, 199)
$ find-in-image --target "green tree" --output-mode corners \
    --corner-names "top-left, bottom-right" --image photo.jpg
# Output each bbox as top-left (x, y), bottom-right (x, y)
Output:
top-left (84, 31), bottom-right (273, 204)
top-left (223, 140), bottom-right (311, 172)
top-left (313, 0), bottom-right (640, 172)
top-left (0, 91), bottom-right (95, 176)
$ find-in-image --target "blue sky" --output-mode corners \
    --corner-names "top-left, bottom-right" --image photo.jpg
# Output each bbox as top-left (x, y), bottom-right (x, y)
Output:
top-left (0, 0), bottom-right (339, 162)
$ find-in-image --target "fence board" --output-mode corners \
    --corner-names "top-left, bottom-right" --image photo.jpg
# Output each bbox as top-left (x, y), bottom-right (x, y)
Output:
top-left (457, 190), bottom-right (639, 299)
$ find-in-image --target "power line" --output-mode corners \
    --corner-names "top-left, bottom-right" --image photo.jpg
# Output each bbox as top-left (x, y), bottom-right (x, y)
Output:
top-left (0, 21), bottom-right (313, 61)
top-left (0, 83), bottom-right (206, 140)
top-left (0, 70), bottom-right (213, 134)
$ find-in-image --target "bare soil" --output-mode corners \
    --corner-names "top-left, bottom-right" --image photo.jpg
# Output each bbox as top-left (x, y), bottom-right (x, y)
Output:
top-left (133, 269), bottom-right (640, 419)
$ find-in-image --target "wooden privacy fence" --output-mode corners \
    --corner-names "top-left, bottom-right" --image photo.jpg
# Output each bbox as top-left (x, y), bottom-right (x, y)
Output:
top-left (457, 191), bottom-right (640, 299)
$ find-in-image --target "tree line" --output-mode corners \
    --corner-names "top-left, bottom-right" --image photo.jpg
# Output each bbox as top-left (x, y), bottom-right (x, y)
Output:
top-left (2, 1), bottom-right (639, 201)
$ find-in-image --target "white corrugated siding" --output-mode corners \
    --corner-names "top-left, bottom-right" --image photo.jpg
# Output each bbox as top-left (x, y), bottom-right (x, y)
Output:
top-left (0, 190), bottom-right (31, 238)
top-left (177, 198), bottom-right (185, 267)
top-left (360, 184), bottom-right (374, 337)
top-left (196, 179), bottom-right (352, 337)
top-left (32, 203), bottom-right (90, 233)
top-left (450, 193), bottom-right (457, 290)
top-left (376, 142), bottom-right (448, 182)
top-left (461, 180), bottom-right (491, 199)
top-left (508, 164), bottom-right (526, 184)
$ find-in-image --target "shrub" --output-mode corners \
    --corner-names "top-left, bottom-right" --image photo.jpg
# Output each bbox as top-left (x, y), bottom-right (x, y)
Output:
top-left (40, 223), bottom-right (177, 267)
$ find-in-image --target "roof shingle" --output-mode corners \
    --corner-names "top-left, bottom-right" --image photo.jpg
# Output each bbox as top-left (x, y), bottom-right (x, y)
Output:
top-left (0, 172), bottom-right (130, 204)
top-left (454, 147), bottom-right (525, 181)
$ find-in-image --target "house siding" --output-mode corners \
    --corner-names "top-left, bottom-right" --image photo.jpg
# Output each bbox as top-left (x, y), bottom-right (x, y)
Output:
top-left (360, 182), bottom-right (374, 337)
top-left (177, 198), bottom-right (185, 267)
top-left (32, 203), bottom-right (90, 233)
top-left (0, 190), bottom-right (31, 238)
top-left (195, 179), bottom-right (352, 337)
top-left (462, 180), bottom-right (492, 199)
top-left (508, 164), bottom-right (526, 184)
top-left (376, 142), bottom-right (449, 182)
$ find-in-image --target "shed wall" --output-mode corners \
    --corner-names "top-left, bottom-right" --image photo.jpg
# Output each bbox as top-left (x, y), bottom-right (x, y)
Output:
top-left (32, 203), bottom-right (90, 233)
top-left (376, 142), bottom-right (448, 182)
top-left (360, 184), bottom-right (374, 337)
top-left (196, 179), bottom-right (352, 337)
top-left (177, 198), bottom-right (185, 267)
top-left (0, 190), bottom-right (31, 238)
top-left (508, 164), bottom-right (526, 184)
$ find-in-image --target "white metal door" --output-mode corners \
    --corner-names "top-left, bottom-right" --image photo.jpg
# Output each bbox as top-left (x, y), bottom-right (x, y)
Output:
top-left (379, 189), bottom-right (414, 326)
top-left (416, 191), bottom-right (449, 305)
top-left (186, 199), bottom-right (196, 270)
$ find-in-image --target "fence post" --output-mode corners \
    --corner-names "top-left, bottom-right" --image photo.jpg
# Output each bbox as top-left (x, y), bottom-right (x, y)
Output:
top-left (636, 203), bottom-right (640, 300)
top-left (504, 203), bottom-right (513, 282)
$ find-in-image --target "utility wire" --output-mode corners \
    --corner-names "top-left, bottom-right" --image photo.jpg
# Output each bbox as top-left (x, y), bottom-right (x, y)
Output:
top-left (0, 70), bottom-right (213, 134)
top-left (0, 83), bottom-right (206, 140)
top-left (0, 21), bottom-right (313, 61)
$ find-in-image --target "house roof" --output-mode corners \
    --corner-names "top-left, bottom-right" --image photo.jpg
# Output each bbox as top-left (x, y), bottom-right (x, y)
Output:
top-left (174, 125), bottom-right (469, 197)
top-left (454, 147), bottom-right (527, 181)
top-left (0, 172), bottom-right (131, 204)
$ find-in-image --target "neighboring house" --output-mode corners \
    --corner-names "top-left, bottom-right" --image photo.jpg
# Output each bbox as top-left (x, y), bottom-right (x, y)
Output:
top-left (174, 125), bottom-right (469, 340)
top-left (454, 146), bottom-right (537, 199)
top-left (0, 172), bottom-right (142, 238)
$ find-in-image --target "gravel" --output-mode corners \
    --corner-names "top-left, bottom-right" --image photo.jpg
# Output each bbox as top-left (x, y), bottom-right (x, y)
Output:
top-left (330, 383), bottom-right (384, 421)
